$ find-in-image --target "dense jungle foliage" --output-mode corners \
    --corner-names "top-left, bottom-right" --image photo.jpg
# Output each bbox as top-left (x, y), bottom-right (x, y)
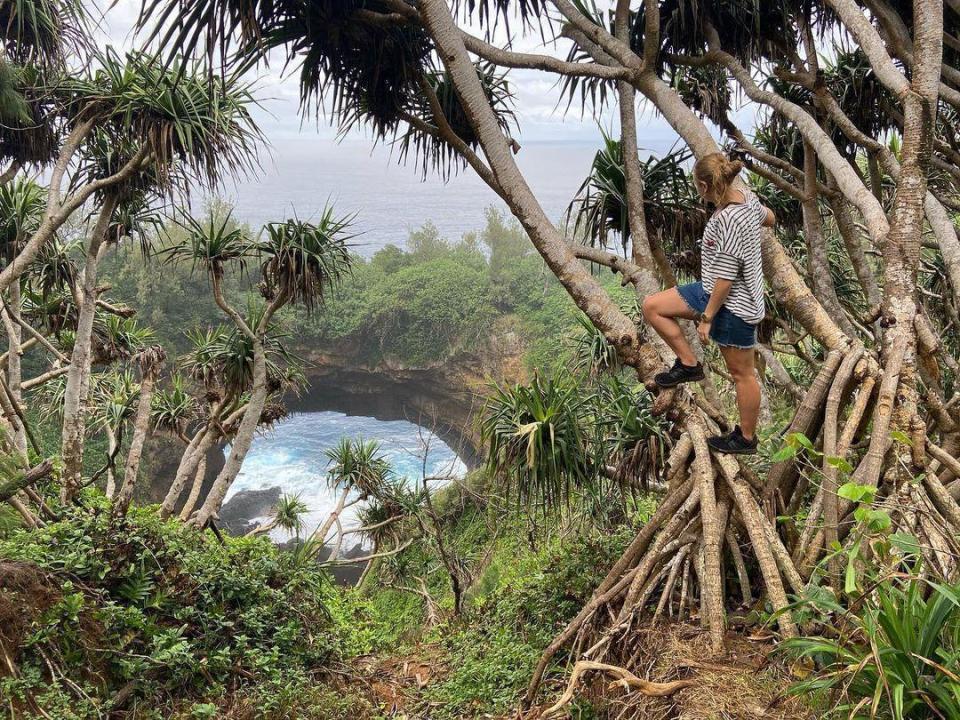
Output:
top-left (99, 208), bottom-right (637, 371)
top-left (3, 0), bottom-right (960, 717)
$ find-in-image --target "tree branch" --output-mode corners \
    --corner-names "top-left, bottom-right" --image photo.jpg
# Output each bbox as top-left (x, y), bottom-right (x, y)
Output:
top-left (0, 460), bottom-right (54, 502)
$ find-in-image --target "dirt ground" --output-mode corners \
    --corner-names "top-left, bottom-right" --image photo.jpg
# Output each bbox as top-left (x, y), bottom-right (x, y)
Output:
top-left (0, 561), bottom-right (61, 675)
top-left (343, 623), bottom-right (818, 720)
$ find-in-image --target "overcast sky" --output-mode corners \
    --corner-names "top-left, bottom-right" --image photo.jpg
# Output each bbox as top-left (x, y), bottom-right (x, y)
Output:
top-left (94, 1), bottom-right (719, 147)
top-left (86, 3), bottom-right (767, 245)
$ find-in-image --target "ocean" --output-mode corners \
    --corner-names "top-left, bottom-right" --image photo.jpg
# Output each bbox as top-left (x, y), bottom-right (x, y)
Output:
top-left (207, 137), bottom-right (604, 254)
top-left (223, 411), bottom-right (467, 545)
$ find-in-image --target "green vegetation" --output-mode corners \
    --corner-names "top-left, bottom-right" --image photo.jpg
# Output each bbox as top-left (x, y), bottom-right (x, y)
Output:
top-left (418, 517), bottom-right (642, 717)
top-left (0, 492), bottom-right (372, 719)
top-left (2, 1), bottom-right (958, 718)
top-left (786, 567), bottom-right (960, 719)
top-left (344, 468), bottom-right (658, 718)
top-left (0, 460), bottom-right (661, 719)
top-left (101, 209), bottom-right (637, 372)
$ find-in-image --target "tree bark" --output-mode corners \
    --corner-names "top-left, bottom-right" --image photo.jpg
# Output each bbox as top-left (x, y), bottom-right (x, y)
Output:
top-left (179, 454), bottom-right (208, 522)
top-left (104, 427), bottom-right (118, 498)
top-left (0, 285), bottom-right (25, 455)
top-left (113, 353), bottom-right (165, 516)
top-left (801, 142), bottom-right (858, 339)
top-left (61, 194), bottom-right (119, 502)
top-left (161, 415), bottom-right (219, 519)
top-left (826, 190), bottom-right (882, 310)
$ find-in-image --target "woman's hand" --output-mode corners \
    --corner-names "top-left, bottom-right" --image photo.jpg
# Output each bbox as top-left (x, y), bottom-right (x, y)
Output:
top-left (698, 319), bottom-right (712, 345)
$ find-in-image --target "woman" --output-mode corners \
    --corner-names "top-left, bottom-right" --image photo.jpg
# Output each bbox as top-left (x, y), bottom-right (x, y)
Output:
top-left (641, 153), bottom-right (775, 455)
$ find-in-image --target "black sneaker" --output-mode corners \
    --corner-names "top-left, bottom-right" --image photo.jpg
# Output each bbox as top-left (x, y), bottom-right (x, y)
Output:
top-left (654, 359), bottom-right (705, 388)
top-left (707, 425), bottom-right (758, 455)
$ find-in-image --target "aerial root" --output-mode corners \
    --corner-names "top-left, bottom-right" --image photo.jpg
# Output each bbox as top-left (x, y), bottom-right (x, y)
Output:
top-left (523, 344), bottom-right (960, 712)
top-left (541, 661), bottom-right (696, 718)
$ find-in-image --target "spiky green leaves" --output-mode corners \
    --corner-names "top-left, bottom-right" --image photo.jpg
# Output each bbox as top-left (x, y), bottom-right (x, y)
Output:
top-left (258, 208), bottom-right (353, 314)
top-left (0, 61), bottom-right (57, 166)
top-left (399, 62), bottom-right (517, 180)
top-left (151, 374), bottom-right (199, 437)
top-left (93, 315), bottom-right (157, 365)
top-left (162, 211), bottom-right (252, 278)
top-left (568, 132), bottom-right (705, 260)
top-left (0, 177), bottom-right (44, 261)
top-left (167, 206), bottom-right (354, 313)
top-left (136, 1), bottom-right (524, 179)
top-left (180, 316), bottom-right (299, 399)
top-left (56, 48), bottom-right (263, 190)
top-left (784, 573), bottom-right (960, 719)
top-left (481, 372), bottom-right (593, 514)
top-left (482, 368), bottom-right (666, 520)
top-left (453, 0), bottom-right (546, 33)
top-left (635, 0), bottom-right (807, 66)
top-left (0, 0), bottom-right (89, 68)
top-left (138, 0), bottom-right (432, 138)
top-left (272, 493), bottom-right (309, 534)
top-left (324, 437), bottom-right (392, 498)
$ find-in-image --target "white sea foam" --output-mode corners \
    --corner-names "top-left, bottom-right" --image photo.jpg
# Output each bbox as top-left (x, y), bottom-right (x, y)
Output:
top-left (224, 411), bottom-right (467, 545)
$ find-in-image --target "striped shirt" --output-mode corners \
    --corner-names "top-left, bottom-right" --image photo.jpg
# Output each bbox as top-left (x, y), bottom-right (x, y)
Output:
top-left (701, 192), bottom-right (766, 325)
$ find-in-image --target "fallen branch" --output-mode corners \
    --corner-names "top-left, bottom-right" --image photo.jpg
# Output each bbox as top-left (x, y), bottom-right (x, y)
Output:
top-left (542, 661), bottom-right (695, 718)
top-left (320, 537), bottom-right (415, 567)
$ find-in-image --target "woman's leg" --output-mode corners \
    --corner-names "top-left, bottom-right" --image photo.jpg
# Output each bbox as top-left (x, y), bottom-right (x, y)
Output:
top-left (719, 345), bottom-right (761, 439)
top-left (641, 288), bottom-right (699, 366)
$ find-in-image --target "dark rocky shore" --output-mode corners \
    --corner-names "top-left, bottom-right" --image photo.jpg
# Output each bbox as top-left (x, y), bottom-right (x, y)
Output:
top-left (220, 487), bottom-right (368, 585)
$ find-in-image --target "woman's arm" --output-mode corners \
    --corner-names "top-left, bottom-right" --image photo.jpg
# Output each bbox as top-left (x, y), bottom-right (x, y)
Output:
top-left (762, 205), bottom-right (776, 227)
top-left (698, 279), bottom-right (734, 343)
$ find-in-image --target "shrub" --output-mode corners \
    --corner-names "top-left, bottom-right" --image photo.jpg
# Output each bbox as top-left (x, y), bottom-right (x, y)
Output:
top-left (784, 571), bottom-right (960, 719)
top-left (0, 496), bottom-right (367, 718)
top-left (418, 525), bottom-right (637, 718)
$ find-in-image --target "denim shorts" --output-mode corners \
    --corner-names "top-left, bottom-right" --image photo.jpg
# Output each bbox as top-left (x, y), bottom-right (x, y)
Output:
top-left (676, 282), bottom-right (757, 349)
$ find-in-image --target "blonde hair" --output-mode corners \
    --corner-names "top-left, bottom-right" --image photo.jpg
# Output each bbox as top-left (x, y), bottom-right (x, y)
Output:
top-left (693, 152), bottom-right (744, 204)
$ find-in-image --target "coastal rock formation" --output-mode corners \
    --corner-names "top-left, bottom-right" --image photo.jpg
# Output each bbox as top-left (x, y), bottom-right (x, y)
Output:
top-left (141, 327), bottom-right (526, 517)
top-left (292, 327), bottom-right (527, 468)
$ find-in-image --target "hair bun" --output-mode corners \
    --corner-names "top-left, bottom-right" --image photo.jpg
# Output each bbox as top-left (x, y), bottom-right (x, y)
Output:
top-left (723, 158), bottom-right (744, 179)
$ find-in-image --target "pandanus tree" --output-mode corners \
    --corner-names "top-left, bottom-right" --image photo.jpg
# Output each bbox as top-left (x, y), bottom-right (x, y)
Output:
top-left (311, 437), bottom-right (393, 551)
top-left (111, 345), bottom-right (167, 515)
top-left (163, 209), bottom-right (352, 529)
top-left (35, 321), bottom-right (153, 478)
top-left (151, 374), bottom-right (199, 447)
top-left (137, 0), bottom-right (956, 709)
top-left (568, 134), bottom-right (706, 283)
top-left (352, 494), bottom-right (411, 586)
top-left (159, 323), bottom-right (258, 521)
top-left (246, 492), bottom-right (309, 537)
top-left (0, 0), bottom-right (89, 183)
top-left (52, 50), bottom-right (261, 502)
top-left (89, 369), bottom-right (139, 498)
top-left (0, 178), bottom-right (46, 455)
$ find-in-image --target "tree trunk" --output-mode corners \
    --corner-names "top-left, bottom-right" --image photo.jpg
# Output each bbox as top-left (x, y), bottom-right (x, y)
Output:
top-left (418, 0), bottom-right (645, 371)
top-left (179, 454), bottom-right (208, 522)
top-left (113, 353), bottom-right (164, 516)
top-left (409, 3), bottom-right (950, 711)
top-left (825, 190), bottom-right (882, 310)
top-left (104, 427), bottom-right (118, 499)
top-left (1, 284), bottom-right (26, 455)
top-left (61, 194), bottom-right (118, 501)
top-left (161, 416), bottom-right (219, 519)
top-left (190, 339), bottom-right (268, 528)
top-left (311, 485), bottom-right (352, 548)
top-left (801, 142), bottom-right (858, 339)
